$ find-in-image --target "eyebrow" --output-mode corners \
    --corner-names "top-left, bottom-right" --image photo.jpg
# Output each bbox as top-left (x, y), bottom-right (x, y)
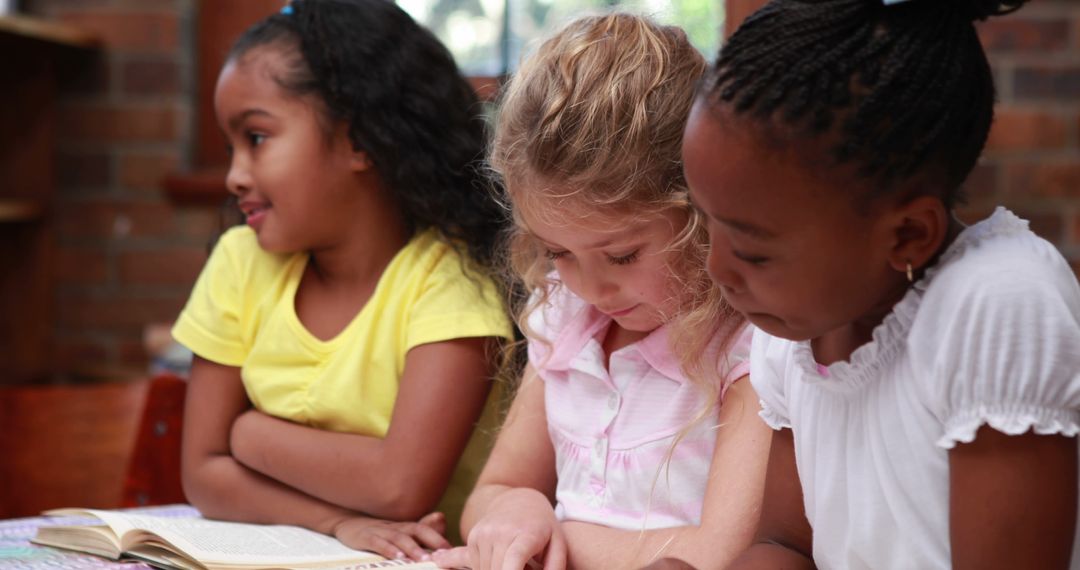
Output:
top-left (718, 217), bottom-right (778, 240)
top-left (227, 108), bottom-right (273, 131)
top-left (688, 193), bottom-right (777, 240)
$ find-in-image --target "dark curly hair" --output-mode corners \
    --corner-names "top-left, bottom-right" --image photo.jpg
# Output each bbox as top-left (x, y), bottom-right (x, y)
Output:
top-left (703, 0), bottom-right (1030, 208)
top-left (227, 0), bottom-right (505, 274)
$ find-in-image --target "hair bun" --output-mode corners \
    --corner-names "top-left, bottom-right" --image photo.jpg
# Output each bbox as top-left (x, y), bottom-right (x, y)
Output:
top-left (958, 0), bottom-right (1030, 22)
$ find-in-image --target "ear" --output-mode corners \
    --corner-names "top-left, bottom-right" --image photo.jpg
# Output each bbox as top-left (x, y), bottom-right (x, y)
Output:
top-left (348, 149), bottom-right (373, 173)
top-left (884, 195), bottom-right (949, 278)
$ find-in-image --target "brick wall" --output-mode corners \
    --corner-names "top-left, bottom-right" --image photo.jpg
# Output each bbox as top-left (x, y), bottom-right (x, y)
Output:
top-left (970, 0), bottom-right (1080, 276)
top-left (26, 0), bottom-right (207, 377)
top-left (22, 0), bottom-right (1080, 377)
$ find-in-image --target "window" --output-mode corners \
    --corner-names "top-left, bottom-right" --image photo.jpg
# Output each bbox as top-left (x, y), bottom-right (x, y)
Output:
top-left (400, 0), bottom-right (724, 75)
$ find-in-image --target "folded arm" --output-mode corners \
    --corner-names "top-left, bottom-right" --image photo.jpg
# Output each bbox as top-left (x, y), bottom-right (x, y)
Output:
top-left (180, 355), bottom-right (356, 534)
top-left (226, 337), bottom-right (499, 520)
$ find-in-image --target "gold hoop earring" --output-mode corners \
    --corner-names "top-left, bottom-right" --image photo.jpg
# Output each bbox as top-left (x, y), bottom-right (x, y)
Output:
top-left (906, 262), bottom-right (914, 283)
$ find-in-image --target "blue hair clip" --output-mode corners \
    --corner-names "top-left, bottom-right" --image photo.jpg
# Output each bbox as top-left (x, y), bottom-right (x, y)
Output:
top-left (281, 3), bottom-right (294, 15)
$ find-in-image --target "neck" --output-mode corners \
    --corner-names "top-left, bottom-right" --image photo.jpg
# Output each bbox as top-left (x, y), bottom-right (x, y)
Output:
top-left (811, 211), bottom-right (968, 365)
top-left (307, 187), bottom-right (410, 288)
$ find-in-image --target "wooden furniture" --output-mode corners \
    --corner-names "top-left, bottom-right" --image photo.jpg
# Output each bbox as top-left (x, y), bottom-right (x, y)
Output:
top-left (0, 374), bottom-right (188, 519)
top-left (121, 373), bottom-right (188, 508)
top-left (0, 15), bottom-right (98, 385)
top-left (0, 380), bottom-right (149, 518)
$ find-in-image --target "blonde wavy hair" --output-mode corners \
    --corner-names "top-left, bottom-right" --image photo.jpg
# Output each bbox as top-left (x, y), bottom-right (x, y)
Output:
top-left (493, 12), bottom-right (747, 402)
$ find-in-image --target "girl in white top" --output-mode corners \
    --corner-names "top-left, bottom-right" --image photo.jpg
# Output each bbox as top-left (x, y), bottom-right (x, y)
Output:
top-left (682, 0), bottom-right (1080, 568)
top-left (432, 13), bottom-right (771, 570)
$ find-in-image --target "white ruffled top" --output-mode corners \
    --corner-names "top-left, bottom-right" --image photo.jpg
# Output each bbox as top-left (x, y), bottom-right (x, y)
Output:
top-left (751, 207), bottom-right (1080, 569)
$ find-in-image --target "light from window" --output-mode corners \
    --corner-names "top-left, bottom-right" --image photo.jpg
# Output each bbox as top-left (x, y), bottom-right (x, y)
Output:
top-left (401, 0), bottom-right (723, 75)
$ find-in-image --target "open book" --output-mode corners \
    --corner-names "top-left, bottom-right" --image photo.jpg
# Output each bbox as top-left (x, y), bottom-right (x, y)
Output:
top-left (31, 508), bottom-right (438, 570)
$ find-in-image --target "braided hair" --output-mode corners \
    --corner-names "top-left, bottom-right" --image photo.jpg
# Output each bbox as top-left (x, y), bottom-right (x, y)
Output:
top-left (227, 0), bottom-right (505, 274)
top-left (704, 0), bottom-right (1030, 207)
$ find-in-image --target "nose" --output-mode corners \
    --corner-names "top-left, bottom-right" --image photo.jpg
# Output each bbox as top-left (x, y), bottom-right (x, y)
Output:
top-left (225, 154), bottom-right (252, 197)
top-left (706, 243), bottom-right (745, 294)
top-left (575, 261), bottom-right (619, 305)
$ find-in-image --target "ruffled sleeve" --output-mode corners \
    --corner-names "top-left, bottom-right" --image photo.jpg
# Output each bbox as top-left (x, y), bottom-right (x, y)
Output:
top-left (914, 250), bottom-right (1080, 449)
top-left (750, 327), bottom-right (793, 430)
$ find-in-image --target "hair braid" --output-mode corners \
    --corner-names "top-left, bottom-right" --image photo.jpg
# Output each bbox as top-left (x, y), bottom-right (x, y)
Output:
top-left (705, 0), bottom-right (1031, 207)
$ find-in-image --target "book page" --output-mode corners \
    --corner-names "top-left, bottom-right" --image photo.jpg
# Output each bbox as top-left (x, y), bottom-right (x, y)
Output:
top-left (80, 510), bottom-right (383, 566)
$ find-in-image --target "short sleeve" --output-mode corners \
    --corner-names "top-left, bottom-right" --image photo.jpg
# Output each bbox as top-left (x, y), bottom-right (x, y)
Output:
top-left (921, 261), bottom-right (1080, 449)
top-left (523, 280), bottom-right (590, 370)
top-left (721, 324), bottom-right (754, 384)
top-left (750, 327), bottom-right (793, 430)
top-left (405, 251), bottom-right (513, 350)
top-left (171, 229), bottom-right (247, 366)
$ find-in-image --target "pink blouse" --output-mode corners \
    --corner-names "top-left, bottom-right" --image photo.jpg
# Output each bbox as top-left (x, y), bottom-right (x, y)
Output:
top-left (527, 284), bottom-right (751, 529)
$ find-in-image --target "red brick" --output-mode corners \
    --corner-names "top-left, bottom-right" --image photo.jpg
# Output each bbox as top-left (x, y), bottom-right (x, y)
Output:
top-left (56, 151), bottom-right (111, 189)
top-left (53, 246), bottom-right (109, 285)
top-left (121, 58), bottom-right (181, 96)
top-left (52, 336), bottom-right (113, 373)
top-left (1014, 65), bottom-right (1080, 100)
top-left (58, 11), bottom-right (179, 52)
top-left (56, 201), bottom-right (177, 239)
top-left (117, 336), bottom-right (151, 370)
top-left (118, 247), bottom-right (207, 286)
top-left (1001, 207), bottom-right (1064, 242)
top-left (1004, 161), bottom-right (1080, 199)
top-left (977, 18), bottom-right (1070, 52)
top-left (986, 109), bottom-right (1068, 151)
top-left (58, 103), bottom-right (179, 143)
top-left (725, 0), bottom-right (768, 38)
top-left (955, 205), bottom-right (995, 227)
top-left (36, 0), bottom-right (179, 11)
top-left (120, 152), bottom-right (178, 192)
top-left (175, 208), bottom-right (224, 241)
top-left (961, 163), bottom-right (998, 202)
top-left (56, 292), bottom-right (187, 331)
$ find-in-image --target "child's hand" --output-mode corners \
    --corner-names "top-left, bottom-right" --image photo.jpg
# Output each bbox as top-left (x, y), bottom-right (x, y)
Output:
top-left (431, 488), bottom-right (565, 570)
top-left (334, 512), bottom-right (450, 562)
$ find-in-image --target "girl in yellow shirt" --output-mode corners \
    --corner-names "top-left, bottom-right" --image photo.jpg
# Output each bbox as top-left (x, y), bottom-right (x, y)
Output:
top-left (171, 0), bottom-right (512, 561)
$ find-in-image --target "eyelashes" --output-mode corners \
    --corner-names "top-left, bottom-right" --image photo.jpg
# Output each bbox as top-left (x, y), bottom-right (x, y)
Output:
top-left (608, 250), bottom-right (639, 265)
top-left (732, 250), bottom-right (769, 265)
top-left (544, 249), bottom-right (640, 266)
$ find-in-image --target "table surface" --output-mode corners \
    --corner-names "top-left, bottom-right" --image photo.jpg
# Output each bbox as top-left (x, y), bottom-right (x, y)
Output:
top-left (0, 504), bottom-right (199, 569)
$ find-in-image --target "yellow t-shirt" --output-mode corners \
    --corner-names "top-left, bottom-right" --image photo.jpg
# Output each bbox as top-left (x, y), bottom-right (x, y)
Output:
top-left (173, 225), bottom-right (512, 542)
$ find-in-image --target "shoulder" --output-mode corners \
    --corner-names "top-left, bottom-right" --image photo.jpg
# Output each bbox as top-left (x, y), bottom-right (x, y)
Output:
top-left (391, 229), bottom-right (513, 341)
top-left (915, 211), bottom-right (1080, 341)
top-left (396, 229), bottom-right (488, 288)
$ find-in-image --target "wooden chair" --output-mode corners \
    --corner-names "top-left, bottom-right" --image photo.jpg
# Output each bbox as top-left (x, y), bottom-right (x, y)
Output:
top-left (0, 379), bottom-right (149, 518)
top-left (121, 373), bottom-right (188, 507)
top-left (0, 374), bottom-right (189, 519)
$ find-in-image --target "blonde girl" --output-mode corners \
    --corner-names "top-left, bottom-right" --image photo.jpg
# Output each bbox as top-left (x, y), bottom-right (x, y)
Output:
top-left (433, 13), bottom-right (770, 570)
